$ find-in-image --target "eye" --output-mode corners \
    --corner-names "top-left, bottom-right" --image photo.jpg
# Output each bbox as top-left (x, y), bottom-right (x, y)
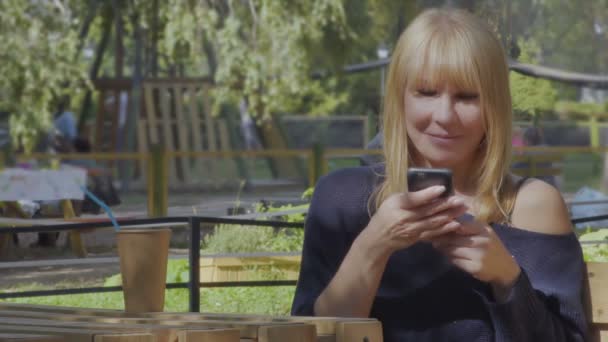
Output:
top-left (456, 92), bottom-right (479, 101)
top-left (416, 89), bottom-right (438, 97)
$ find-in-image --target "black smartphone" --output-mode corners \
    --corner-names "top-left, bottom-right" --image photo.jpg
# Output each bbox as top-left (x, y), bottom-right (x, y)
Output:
top-left (407, 167), bottom-right (454, 197)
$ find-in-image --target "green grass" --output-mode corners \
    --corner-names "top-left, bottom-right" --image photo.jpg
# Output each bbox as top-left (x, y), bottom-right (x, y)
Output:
top-left (0, 284), bottom-right (296, 315)
top-left (0, 225), bottom-right (303, 315)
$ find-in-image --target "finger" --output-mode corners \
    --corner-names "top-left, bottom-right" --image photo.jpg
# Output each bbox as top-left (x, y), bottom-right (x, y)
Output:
top-left (448, 257), bottom-right (482, 277)
top-left (406, 212), bottom-right (452, 234)
top-left (418, 220), bottom-right (461, 241)
top-left (414, 196), bottom-right (467, 220)
top-left (455, 221), bottom-right (489, 236)
top-left (439, 245), bottom-right (480, 260)
top-left (409, 204), bottom-right (469, 231)
top-left (403, 185), bottom-right (447, 209)
top-left (432, 234), bottom-right (486, 249)
top-left (402, 208), bottom-right (458, 236)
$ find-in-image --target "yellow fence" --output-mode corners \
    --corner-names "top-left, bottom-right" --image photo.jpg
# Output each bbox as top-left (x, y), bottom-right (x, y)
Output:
top-left (11, 146), bottom-right (608, 216)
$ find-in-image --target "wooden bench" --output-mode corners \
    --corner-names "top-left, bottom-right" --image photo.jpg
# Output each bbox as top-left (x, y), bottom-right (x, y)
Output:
top-left (0, 302), bottom-right (382, 342)
top-left (0, 261), bottom-right (604, 340)
top-left (585, 262), bottom-right (608, 341)
top-left (0, 200), bottom-right (87, 258)
top-left (0, 334), bottom-right (65, 342)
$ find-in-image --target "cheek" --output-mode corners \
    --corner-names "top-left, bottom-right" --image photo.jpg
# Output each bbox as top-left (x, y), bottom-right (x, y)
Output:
top-left (456, 103), bottom-right (484, 131)
top-left (404, 99), bottom-right (433, 131)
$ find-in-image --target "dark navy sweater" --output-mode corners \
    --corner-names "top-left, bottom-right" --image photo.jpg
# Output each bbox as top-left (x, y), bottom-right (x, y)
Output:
top-left (291, 166), bottom-right (588, 341)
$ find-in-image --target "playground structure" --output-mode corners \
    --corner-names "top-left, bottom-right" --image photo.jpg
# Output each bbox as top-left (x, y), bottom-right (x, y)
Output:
top-left (87, 78), bottom-right (374, 192)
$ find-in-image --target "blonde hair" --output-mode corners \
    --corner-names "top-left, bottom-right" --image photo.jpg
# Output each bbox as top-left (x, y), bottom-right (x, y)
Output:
top-left (372, 8), bottom-right (516, 224)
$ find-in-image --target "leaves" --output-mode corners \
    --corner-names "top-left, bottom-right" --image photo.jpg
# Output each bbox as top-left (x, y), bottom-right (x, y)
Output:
top-left (159, 0), bottom-right (357, 119)
top-left (510, 38), bottom-right (558, 120)
top-left (0, 0), bottom-right (88, 152)
top-left (579, 229), bottom-right (608, 262)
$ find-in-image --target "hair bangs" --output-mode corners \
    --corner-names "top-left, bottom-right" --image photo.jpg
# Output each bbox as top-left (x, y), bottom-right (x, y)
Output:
top-left (406, 31), bottom-right (480, 94)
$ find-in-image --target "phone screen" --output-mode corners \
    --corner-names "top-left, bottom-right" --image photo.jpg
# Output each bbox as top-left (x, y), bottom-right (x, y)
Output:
top-left (407, 168), bottom-right (454, 196)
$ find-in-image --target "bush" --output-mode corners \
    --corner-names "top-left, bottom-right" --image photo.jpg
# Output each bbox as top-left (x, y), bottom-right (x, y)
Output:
top-left (579, 229), bottom-right (608, 262)
top-left (201, 225), bottom-right (303, 254)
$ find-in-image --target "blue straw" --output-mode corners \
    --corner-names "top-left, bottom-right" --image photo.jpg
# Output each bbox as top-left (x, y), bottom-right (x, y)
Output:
top-left (79, 185), bottom-right (120, 231)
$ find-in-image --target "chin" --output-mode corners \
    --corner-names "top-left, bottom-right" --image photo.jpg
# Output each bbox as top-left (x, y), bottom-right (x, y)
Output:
top-left (418, 149), bottom-right (466, 167)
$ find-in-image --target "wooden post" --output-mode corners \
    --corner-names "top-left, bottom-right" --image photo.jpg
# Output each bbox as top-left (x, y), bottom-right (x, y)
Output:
top-left (591, 114), bottom-right (600, 148)
top-left (311, 142), bottom-right (325, 186)
top-left (367, 111), bottom-right (376, 145)
top-left (146, 151), bottom-right (155, 217)
top-left (530, 156), bottom-right (537, 178)
top-left (62, 200), bottom-right (87, 258)
top-left (148, 145), bottom-right (168, 217)
top-left (160, 148), bottom-right (169, 217)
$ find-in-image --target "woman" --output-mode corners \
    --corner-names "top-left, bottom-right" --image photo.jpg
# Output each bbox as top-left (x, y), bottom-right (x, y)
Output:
top-left (291, 8), bottom-right (587, 342)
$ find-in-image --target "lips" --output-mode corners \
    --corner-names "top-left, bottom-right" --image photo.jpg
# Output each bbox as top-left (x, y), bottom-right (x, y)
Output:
top-left (427, 133), bottom-right (460, 139)
top-left (426, 133), bottom-right (461, 145)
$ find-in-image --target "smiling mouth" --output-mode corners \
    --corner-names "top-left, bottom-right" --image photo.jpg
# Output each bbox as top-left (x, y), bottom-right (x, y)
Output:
top-left (427, 133), bottom-right (460, 139)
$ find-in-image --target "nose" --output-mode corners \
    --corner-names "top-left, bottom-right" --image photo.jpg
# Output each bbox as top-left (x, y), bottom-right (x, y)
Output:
top-left (433, 93), bottom-right (457, 125)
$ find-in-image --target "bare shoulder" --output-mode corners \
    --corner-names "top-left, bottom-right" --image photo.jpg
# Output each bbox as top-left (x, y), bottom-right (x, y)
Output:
top-left (510, 177), bottom-right (572, 235)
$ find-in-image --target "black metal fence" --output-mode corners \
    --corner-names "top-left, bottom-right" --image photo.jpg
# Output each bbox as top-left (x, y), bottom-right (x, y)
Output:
top-left (0, 213), bottom-right (606, 312)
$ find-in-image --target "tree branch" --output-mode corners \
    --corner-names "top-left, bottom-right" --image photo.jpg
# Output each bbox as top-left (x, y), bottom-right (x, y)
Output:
top-left (312, 57), bottom-right (608, 89)
top-left (508, 59), bottom-right (608, 88)
top-left (248, 0), bottom-right (258, 46)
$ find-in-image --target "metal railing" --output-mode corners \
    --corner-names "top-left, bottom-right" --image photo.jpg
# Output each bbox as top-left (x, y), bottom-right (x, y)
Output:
top-left (0, 215), bottom-right (304, 312)
top-left (0, 212), bottom-right (606, 312)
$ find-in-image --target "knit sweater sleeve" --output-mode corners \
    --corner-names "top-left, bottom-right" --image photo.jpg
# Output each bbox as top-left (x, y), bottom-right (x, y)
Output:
top-left (482, 227), bottom-right (589, 342)
top-left (291, 167), bottom-right (373, 316)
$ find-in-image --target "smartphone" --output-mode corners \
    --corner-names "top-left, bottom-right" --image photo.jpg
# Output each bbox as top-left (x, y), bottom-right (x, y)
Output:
top-left (407, 167), bottom-right (454, 197)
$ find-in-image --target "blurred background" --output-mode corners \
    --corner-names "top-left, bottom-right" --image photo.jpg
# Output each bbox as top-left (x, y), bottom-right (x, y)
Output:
top-left (1, 0), bottom-right (608, 313)
top-left (1, 0), bottom-right (607, 210)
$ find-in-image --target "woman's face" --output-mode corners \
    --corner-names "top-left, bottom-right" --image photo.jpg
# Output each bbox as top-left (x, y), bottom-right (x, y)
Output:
top-left (404, 81), bottom-right (485, 168)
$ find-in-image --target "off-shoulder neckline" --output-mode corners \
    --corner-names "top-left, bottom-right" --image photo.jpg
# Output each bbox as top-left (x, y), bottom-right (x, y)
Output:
top-left (492, 222), bottom-right (577, 240)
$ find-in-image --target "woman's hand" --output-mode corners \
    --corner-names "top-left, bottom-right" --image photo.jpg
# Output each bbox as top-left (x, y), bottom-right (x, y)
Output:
top-left (432, 220), bottom-right (522, 301)
top-left (356, 185), bottom-right (468, 263)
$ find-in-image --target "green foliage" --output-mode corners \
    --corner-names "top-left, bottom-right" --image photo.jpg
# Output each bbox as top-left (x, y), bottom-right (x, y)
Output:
top-left (0, 0), bottom-right (88, 152)
top-left (301, 187), bottom-right (315, 201)
top-left (202, 194), bottom-right (309, 253)
top-left (555, 101), bottom-right (608, 116)
top-left (260, 203), bottom-right (309, 223)
top-left (200, 286), bottom-right (295, 315)
top-left (579, 229), bottom-right (608, 262)
top-left (510, 38), bottom-right (558, 121)
top-left (527, 0), bottom-right (608, 74)
top-left (103, 259), bottom-right (190, 287)
top-left (158, 0), bottom-right (356, 120)
top-left (202, 225), bottom-right (303, 254)
top-left (0, 282), bottom-right (126, 309)
top-left (0, 0), bottom-right (419, 147)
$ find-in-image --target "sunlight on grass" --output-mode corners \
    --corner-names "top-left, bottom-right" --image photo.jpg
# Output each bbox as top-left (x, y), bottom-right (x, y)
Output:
top-left (0, 285), bottom-right (295, 315)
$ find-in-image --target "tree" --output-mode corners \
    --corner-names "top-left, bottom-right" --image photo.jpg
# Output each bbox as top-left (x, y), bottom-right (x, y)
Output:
top-left (157, 1), bottom-right (359, 120)
top-left (0, 0), bottom-right (87, 153)
top-left (509, 38), bottom-right (557, 122)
